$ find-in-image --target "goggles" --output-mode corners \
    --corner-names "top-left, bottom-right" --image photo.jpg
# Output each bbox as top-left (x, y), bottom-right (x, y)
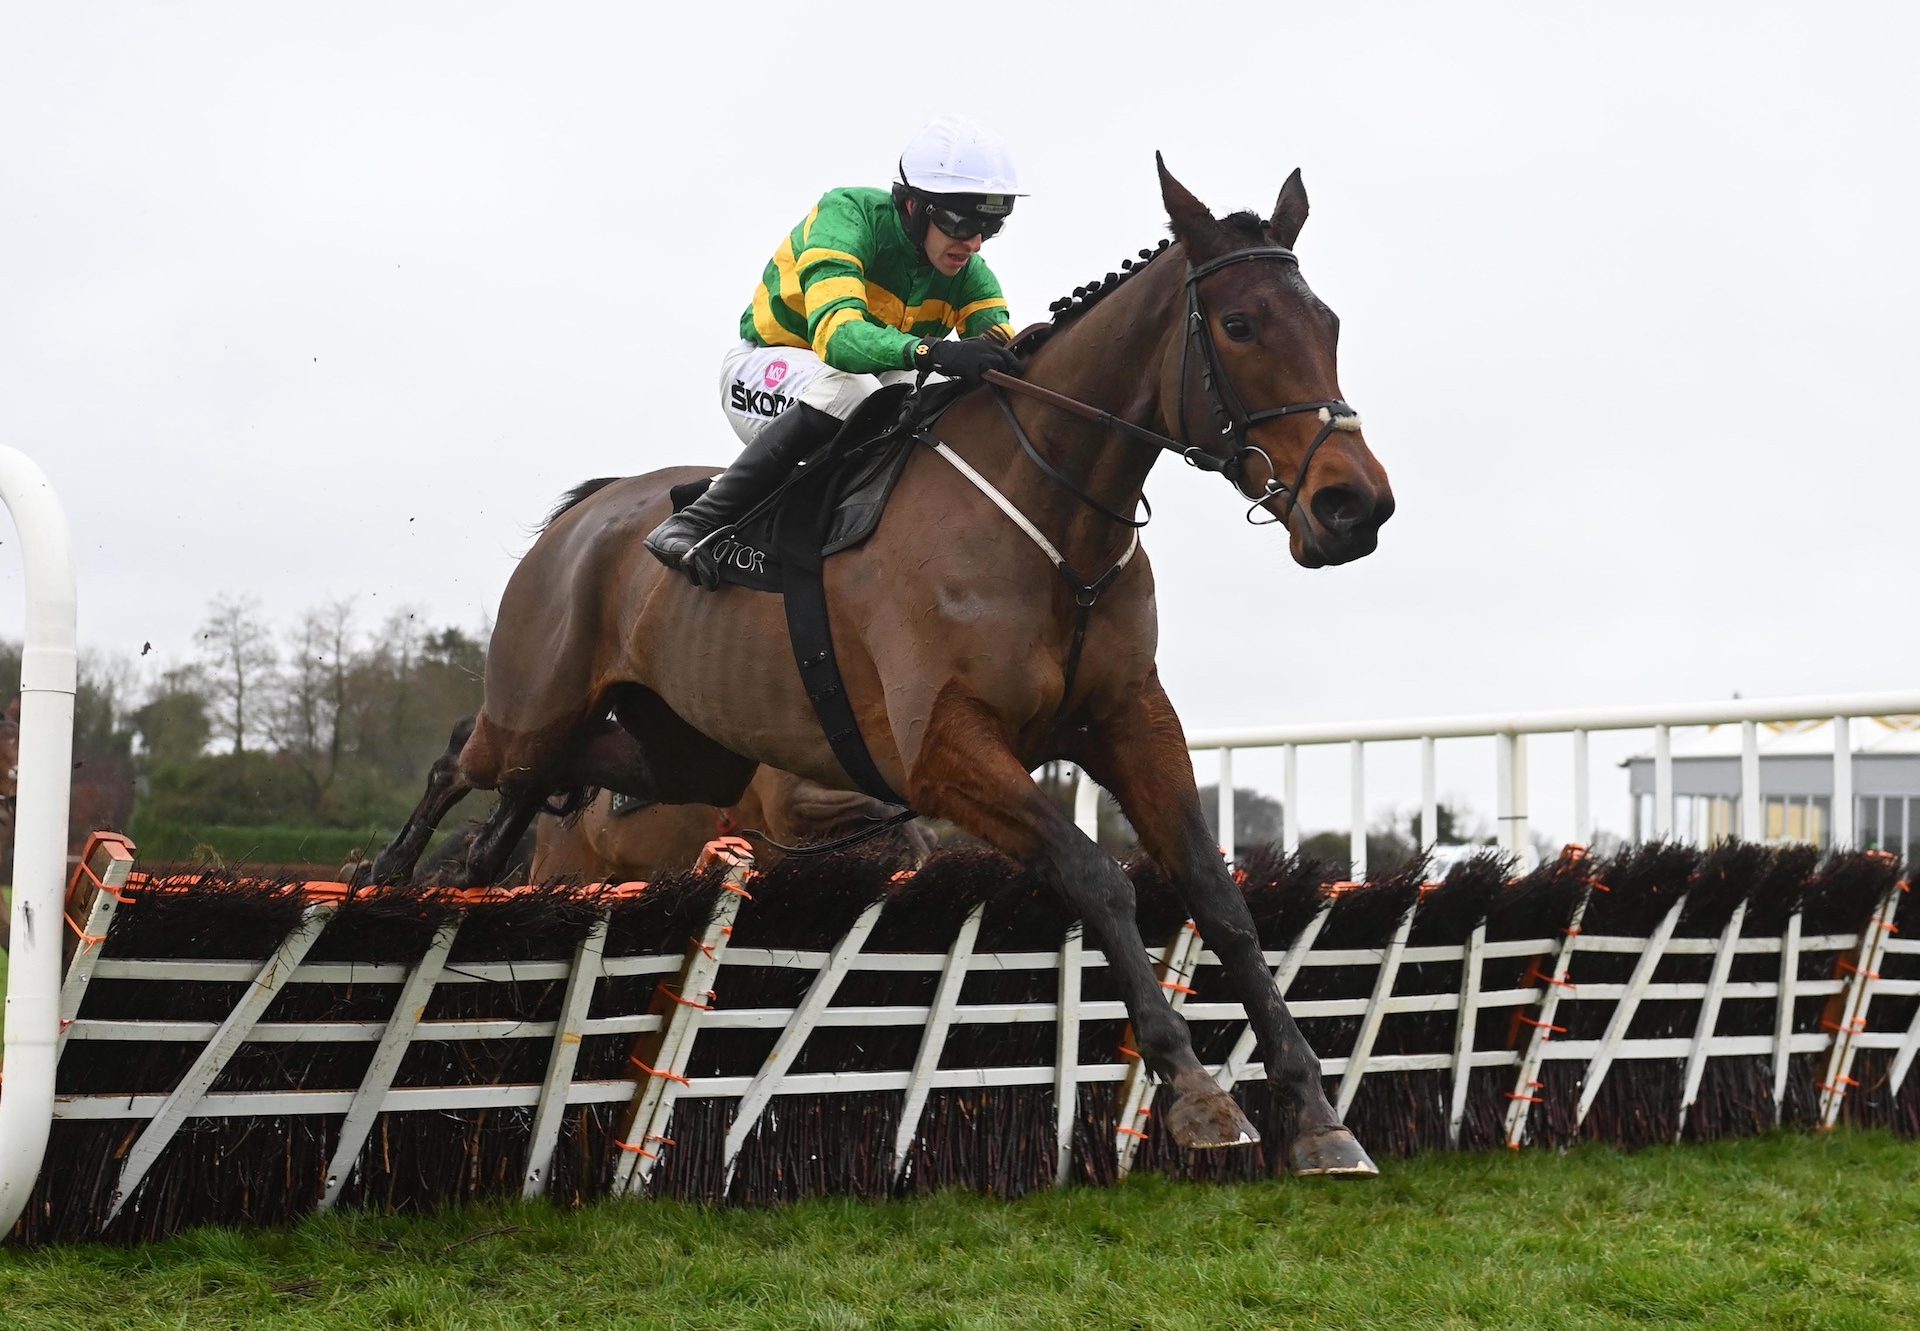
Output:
top-left (924, 204), bottom-right (1006, 242)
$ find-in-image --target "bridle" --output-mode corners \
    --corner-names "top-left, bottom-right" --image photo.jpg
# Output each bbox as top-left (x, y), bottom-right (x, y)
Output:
top-left (981, 242), bottom-right (1363, 530)
top-left (920, 240), bottom-right (1364, 737)
top-left (1175, 246), bottom-right (1362, 525)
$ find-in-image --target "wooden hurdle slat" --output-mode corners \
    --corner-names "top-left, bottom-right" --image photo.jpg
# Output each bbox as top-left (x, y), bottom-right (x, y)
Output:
top-left (1772, 910), bottom-right (1802, 1126)
top-left (1675, 901), bottom-right (1747, 1142)
top-left (891, 903), bottom-right (984, 1184)
top-left (720, 895), bottom-right (886, 1190)
top-left (318, 921), bottom-right (458, 1212)
top-left (55, 838), bottom-right (136, 1056)
top-left (1115, 920), bottom-right (1205, 1177)
top-left (1447, 920), bottom-right (1488, 1148)
top-left (610, 875), bottom-right (744, 1195)
top-left (1210, 901), bottom-right (1332, 1091)
top-left (522, 913), bottom-right (610, 1198)
top-left (102, 902), bottom-right (337, 1228)
top-left (1505, 880), bottom-right (1595, 1148)
top-left (1574, 895), bottom-right (1687, 1130)
top-left (1052, 927), bottom-right (1083, 1186)
top-left (1335, 900), bottom-right (1417, 1120)
top-left (1817, 878), bottom-right (1903, 1127)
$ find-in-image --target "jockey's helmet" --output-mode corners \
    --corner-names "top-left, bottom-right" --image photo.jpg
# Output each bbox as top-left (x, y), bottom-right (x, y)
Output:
top-left (893, 115), bottom-right (1024, 244)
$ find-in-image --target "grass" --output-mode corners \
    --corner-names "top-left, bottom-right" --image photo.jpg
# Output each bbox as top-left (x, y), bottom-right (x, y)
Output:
top-left (2, 1131), bottom-right (1917, 1330)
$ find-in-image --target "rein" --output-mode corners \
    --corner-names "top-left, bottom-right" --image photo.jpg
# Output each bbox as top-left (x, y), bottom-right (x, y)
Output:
top-left (920, 244), bottom-right (1362, 730)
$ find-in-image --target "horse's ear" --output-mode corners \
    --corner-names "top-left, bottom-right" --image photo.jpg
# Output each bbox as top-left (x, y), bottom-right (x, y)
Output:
top-left (1157, 152), bottom-right (1229, 263)
top-left (1269, 168), bottom-right (1309, 248)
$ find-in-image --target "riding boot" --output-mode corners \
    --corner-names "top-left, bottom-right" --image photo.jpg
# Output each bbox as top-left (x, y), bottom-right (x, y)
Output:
top-left (644, 402), bottom-right (842, 589)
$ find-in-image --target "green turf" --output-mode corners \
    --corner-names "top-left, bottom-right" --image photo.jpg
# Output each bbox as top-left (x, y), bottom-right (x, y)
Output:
top-left (2, 1131), bottom-right (1917, 1330)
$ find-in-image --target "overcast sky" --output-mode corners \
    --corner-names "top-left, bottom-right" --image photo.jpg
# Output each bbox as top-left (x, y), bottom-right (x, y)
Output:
top-left (3, 3), bottom-right (1917, 840)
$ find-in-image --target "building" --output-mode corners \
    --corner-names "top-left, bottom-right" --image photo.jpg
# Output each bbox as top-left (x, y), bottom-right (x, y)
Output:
top-left (1623, 717), bottom-right (1920, 855)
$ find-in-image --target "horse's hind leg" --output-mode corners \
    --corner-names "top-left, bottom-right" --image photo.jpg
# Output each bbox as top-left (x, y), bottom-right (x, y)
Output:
top-left (906, 684), bottom-right (1256, 1150)
top-left (1074, 672), bottom-right (1377, 1177)
top-left (368, 714), bottom-right (478, 885)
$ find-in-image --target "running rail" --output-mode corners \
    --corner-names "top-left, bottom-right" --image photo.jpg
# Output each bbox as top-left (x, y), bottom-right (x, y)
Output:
top-left (0, 447), bottom-right (77, 1239)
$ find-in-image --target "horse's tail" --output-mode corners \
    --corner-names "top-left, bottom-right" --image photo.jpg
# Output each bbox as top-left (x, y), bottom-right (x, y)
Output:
top-left (540, 478), bottom-right (623, 532)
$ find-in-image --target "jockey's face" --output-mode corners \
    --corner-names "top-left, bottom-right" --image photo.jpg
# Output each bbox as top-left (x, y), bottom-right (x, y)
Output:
top-left (920, 206), bottom-right (986, 277)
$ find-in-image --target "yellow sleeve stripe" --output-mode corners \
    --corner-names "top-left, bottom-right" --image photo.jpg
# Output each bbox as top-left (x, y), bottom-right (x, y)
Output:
top-left (797, 247), bottom-right (865, 275)
top-left (772, 239), bottom-right (805, 316)
top-left (811, 306), bottom-right (866, 359)
top-left (903, 299), bottom-right (955, 328)
top-left (804, 276), bottom-right (868, 313)
top-left (799, 205), bottom-right (821, 245)
top-left (752, 286), bottom-right (807, 350)
top-left (981, 321), bottom-right (1015, 345)
top-left (862, 283), bottom-right (907, 329)
top-left (954, 297), bottom-right (1010, 328)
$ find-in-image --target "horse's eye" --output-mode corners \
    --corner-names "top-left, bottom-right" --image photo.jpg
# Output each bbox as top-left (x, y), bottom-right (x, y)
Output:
top-left (1221, 315), bottom-right (1254, 342)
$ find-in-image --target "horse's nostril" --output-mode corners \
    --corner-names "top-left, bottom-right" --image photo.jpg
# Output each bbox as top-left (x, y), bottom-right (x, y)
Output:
top-left (1310, 485), bottom-right (1370, 534)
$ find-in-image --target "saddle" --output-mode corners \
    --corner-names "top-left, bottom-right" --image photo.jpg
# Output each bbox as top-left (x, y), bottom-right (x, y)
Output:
top-left (664, 382), bottom-right (960, 592)
top-left (663, 382), bottom-right (965, 806)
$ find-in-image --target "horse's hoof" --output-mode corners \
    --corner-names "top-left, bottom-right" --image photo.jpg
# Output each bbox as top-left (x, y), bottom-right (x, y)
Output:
top-left (1164, 1087), bottom-right (1261, 1150)
top-left (1289, 1125), bottom-right (1378, 1178)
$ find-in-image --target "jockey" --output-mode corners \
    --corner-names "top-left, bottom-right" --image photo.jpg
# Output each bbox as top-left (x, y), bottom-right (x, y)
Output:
top-left (646, 113), bottom-right (1026, 585)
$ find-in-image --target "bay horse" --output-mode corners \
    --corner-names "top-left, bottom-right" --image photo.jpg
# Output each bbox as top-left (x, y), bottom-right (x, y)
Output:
top-left (531, 767), bottom-right (938, 882)
top-left (375, 159), bottom-right (1394, 1174)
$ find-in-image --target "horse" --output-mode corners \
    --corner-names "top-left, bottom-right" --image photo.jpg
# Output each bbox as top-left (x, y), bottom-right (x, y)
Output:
top-left (530, 766), bottom-right (937, 882)
top-left (393, 715), bottom-right (937, 885)
top-left (372, 158), bottom-right (1394, 1175)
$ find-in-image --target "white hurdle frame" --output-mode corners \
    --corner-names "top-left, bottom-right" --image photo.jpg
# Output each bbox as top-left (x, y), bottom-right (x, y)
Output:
top-left (17, 848), bottom-right (1914, 1239)
top-left (0, 447), bottom-right (78, 1241)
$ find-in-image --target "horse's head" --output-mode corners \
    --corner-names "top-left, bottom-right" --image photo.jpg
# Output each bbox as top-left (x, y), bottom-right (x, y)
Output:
top-left (1157, 158), bottom-right (1394, 568)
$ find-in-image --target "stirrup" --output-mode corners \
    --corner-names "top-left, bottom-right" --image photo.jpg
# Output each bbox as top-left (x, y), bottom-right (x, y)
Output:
top-left (680, 526), bottom-right (734, 592)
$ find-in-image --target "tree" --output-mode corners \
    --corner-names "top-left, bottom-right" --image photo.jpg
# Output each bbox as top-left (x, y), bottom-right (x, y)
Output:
top-left (133, 666), bottom-right (211, 769)
top-left (267, 601), bottom-right (356, 819)
top-left (197, 594), bottom-right (277, 755)
top-left (1196, 784), bottom-right (1285, 848)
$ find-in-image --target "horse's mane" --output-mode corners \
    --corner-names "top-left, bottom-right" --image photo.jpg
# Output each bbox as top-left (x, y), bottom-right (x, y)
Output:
top-left (1043, 211), bottom-right (1269, 330)
top-left (541, 477), bottom-right (622, 532)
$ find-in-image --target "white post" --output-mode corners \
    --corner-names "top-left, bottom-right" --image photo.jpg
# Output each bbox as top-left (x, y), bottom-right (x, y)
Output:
top-left (1075, 764), bottom-right (1105, 837)
top-left (1571, 729), bottom-right (1590, 847)
top-left (1419, 737), bottom-right (1437, 850)
top-left (1073, 767), bottom-right (1100, 840)
top-left (1740, 720), bottom-right (1762, 842)
top-left (1282, 744), bottom-right (1300, 854)
top-left (1496, 732), bottom-right (1528, 860)
top-left (1216, 749), bottom-right (1235, 863)
top-left (1653, 724), bottom-right (1674, 838)
top-left (0, 448), bottom-right (78, 1242)
top-left (1831, 717), bottom-right (1852, 849)
top-left (1348, 740), bottom-right (1366, 878)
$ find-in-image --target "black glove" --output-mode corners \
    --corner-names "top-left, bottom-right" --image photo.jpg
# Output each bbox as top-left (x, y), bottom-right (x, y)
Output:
top-left (914, 335), bottom-right (1023, 384)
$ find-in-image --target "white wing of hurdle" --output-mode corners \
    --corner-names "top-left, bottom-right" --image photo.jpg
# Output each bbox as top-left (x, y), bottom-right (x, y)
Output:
top-left (0, 446), bottom-right (78, 1241)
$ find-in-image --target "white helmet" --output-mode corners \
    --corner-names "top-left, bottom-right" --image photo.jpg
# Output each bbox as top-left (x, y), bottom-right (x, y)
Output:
top-left (898, 114), bottom-right (1025, 197)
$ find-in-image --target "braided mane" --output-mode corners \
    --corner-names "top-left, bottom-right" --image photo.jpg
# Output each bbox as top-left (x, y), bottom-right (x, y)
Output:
top-left (1043, 210), bottom-right (1270, 328)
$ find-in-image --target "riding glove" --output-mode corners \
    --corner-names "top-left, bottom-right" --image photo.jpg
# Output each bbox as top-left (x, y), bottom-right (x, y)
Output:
top-left (914, 335), bottom-right (1023, 383)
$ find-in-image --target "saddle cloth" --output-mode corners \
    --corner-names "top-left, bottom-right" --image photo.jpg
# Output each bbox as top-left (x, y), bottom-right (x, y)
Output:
top-left (665, 382), bottom-right (960, 592)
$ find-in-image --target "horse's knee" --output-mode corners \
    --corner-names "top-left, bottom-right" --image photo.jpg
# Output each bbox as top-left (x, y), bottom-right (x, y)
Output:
top-left (457, 714), bottom-right (506, 789)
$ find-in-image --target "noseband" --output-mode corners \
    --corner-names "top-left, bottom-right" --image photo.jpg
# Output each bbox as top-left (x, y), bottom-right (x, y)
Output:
top-left (1175, 246), bottom-right (1362, 525)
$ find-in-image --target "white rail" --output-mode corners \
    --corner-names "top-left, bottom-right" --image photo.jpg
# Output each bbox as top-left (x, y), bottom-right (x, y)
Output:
top-left (0, 447), bottom-right (77, 1240)
top-left (1087, 691), bottom-right (1920, 875)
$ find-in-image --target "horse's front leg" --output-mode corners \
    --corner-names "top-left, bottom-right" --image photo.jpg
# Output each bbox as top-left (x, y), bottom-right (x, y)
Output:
top-left (906, 683), bottom-right (1257, 1150)
top-left (1074, 671), bottom-right (1378, 1178)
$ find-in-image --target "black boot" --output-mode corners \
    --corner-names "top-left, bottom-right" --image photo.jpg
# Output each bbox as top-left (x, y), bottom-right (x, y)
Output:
top-left (645, 403), bottom-right (841, 589)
